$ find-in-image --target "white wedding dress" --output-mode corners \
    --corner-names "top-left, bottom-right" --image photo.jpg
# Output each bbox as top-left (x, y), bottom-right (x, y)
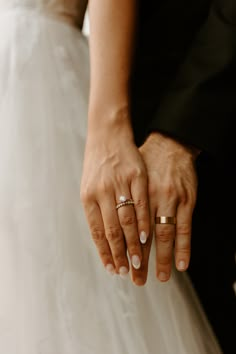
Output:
top-left (0, 1), bottom-right (222, 353)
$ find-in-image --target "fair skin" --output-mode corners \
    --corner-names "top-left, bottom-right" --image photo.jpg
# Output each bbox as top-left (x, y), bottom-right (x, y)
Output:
top-left (81, 0), bottom-right (198, 285)
top-left (81, 0), bottom-right (150, 282)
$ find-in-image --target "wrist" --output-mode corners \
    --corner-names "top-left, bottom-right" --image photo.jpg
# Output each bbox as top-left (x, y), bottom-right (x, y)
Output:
top-left (146, 132), bottom-right (200, 160)
top-left (88, 103), bottom-right (134, 141)
top-left (88, 102), bottom-right (133, 135)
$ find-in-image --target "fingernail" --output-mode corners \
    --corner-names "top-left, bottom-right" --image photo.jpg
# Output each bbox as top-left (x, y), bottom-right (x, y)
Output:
top-left (119, 266), bottom-right (129, 278)
top-left (131, 255), bottom-right (141, 269)
top-left (178, 261), bottom-right (186, 271)
top-left (140, 231), bottom-right (147, 244)
top-left (158, 272), bottom-right (168, 282)
top-left (106, 264), bottom-right (115, 275)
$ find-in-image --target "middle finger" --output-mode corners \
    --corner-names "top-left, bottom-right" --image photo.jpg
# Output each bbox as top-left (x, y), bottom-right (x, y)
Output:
top-left (116, 191), bottom-right (142, 271)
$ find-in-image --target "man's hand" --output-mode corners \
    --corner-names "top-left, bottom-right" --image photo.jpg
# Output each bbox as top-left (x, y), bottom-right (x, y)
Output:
top-left (139, 132), bottom-right (198, 282)
top-left (80, 115), bottom-right (150, 281)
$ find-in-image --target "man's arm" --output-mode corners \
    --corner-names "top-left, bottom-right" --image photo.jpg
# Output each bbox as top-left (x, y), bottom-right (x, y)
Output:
top-left (147, 0), bottom-right (236, 157)
top-left (135, 0), bottom-right (236, 280)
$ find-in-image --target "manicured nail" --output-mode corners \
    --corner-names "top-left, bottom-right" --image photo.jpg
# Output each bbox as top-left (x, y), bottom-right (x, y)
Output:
top-left (140, 231), bottom-right (147, 244)
top-left (178, 260), bottom-right (186, 271)
top-left (106, 264), bottom-right (115, 275)
top-left (119, 266), bottom-right (129, 278)
top-left (132, 255), bottom-right (141, 269)
top-left (158, 272), bottom-right (168, 282)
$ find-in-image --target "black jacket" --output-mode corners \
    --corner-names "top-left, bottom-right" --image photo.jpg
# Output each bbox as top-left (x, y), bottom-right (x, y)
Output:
top-left (131, 0), bottom-right (236, 159)
top-left (130, 1), bottom-right (236, 352)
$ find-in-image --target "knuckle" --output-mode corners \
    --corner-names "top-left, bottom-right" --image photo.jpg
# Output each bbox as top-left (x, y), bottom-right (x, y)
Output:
top-left (162, 183), bottom-right (176, 199)
top-left (113, 254), bottom-right (127, 266)
top-left (177, 247), bottom-right (190, 255)
top-left (156, 228), bottom-right (173, 243)
top-left (130, 166), bottom-right (145, 179)
top-left (135, 198), bottom-right (148, 210)
top-left (90, 226), bottom-right (105, 243)
top-left (105, 225), bottom-right (122, 242)
top-left (176, 241), bottom-right (191, 254)
top-left (99, 249), bottom-right (111, 261)
top-left (179, 190), bottom-right (189, 205)
top-left (158, 254), bottom-right (172, 266)
top-left (136, 216), bottom-right (147, 227)
top-left (179, 187), bottom-right (197, 207)
top-left (176, 223), bottom-right (191, 237)
top-left (80, 188), bottom-right (93, 204)
top-left (120, 214), bottom-right (136, 227)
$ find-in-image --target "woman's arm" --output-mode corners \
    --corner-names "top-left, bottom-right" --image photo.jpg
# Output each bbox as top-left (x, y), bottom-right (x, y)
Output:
top-left (81, 0), bottom-right (151, 285)
top-left (88, 0), bottom-right (137, 132)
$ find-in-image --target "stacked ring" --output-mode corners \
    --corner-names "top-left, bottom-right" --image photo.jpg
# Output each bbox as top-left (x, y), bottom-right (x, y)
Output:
top-left (116, 199), bottom-right (135, 210)
top-left (116, 195), bottom-right (135, 210)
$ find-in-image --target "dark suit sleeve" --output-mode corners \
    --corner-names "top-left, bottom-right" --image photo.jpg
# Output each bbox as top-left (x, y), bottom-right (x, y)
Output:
top-left (147, 0), bottom-right (236, 157)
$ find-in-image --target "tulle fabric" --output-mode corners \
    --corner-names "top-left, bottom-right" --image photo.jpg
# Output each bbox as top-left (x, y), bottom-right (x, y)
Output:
top-left (0, 3), bottom-right (222, 354)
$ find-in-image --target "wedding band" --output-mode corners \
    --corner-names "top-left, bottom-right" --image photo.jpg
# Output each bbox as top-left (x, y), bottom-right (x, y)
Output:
top-left (155, 216), bottom-right (177, 225)
top-left (116, 199), bottom-right (135, 210)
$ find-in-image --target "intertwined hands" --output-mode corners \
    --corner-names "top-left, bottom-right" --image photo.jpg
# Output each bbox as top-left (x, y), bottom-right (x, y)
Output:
top-left (81, 126), bottom-right (198, 285)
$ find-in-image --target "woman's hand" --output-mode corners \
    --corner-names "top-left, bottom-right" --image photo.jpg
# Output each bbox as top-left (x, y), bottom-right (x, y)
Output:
top-left (81, 109), bottom-right (150, 280)
top-left (86, 0), bottom-right (142, 282)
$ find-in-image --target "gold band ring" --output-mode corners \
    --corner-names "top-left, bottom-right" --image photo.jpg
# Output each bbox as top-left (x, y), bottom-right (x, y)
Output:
top-left (155, 216), bottom-right (177, 225)
top-left (116, 199), bottom-right (135, 210)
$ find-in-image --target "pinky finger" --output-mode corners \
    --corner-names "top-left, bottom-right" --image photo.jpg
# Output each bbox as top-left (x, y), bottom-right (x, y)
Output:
top-left (174, 205), bottom-right (193, 272)
top-left (85, 202), bottom-right (116, 275)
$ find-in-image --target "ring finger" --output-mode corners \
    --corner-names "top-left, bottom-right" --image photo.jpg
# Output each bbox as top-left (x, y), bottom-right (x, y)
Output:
top-left (155, 202), bottom-right (177, 282)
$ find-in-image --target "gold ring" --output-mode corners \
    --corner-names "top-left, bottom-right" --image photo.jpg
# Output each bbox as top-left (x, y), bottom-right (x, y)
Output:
top-left (116, 199), bottom-right (135, 210)
top-left (155, 216), bottom-right (177, 225)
